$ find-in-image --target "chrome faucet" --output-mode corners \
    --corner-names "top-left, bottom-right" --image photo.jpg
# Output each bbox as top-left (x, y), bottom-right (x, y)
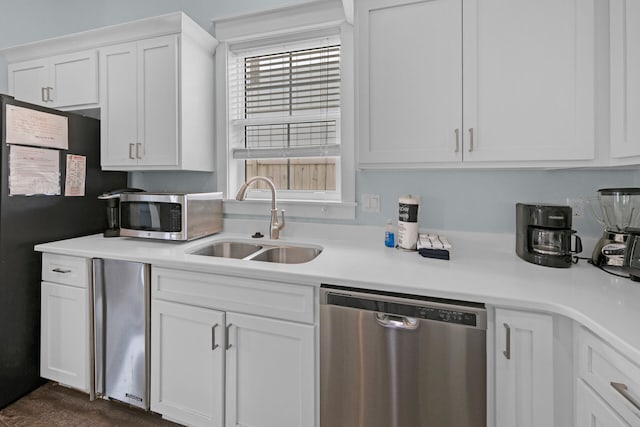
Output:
top-left (235, 176), bottom-right (285, 239)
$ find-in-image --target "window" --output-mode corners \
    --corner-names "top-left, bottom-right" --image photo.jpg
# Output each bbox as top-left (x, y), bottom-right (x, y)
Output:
top-left (215, 1), bottom-right (355, 220)
top-left (228, 37), bottom-right (342, 201)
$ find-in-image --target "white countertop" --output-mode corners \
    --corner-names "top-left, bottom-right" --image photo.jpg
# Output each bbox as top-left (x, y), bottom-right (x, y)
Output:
top-left (35, 219), bottom-right (640, 363)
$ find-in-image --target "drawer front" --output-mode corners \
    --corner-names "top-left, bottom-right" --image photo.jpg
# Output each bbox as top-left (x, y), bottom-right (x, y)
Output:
top-left (41, 253), bottom-right (90, 288)
top-left (152, 267), bottom-right (315, 324)
top-left (578, 326), bottom-right (640, 424)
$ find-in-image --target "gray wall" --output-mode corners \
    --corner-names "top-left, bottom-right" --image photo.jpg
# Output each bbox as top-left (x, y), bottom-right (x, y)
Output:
top-left (1, 0), bottom-right (636, 238)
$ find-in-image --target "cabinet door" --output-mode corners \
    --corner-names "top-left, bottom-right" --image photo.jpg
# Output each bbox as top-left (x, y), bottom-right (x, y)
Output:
top-left (40, 281), bottom-right (88, 391)
top-left (151, 300), bottom-right (224, 427)
top-left (494, 308), bottom-right (554, 427)
top-left (137, 35), bottom-right (179, 167)
top-left (8, 58), bottom-right (49, 106)
top-left (48, 49), bottom-right (99, 108)
top-left (463, 0), bottom-right (595, 162)
top-left (357, 0), bottom-right (462, 167)
top-left (610, 0), bottom-right (640, 158)
top-left (576, 380), bottom-right (631, 427)
top-left (100, 42), bottom-right (138, 167)
top-left (225, 312), bottom-right (315, 427)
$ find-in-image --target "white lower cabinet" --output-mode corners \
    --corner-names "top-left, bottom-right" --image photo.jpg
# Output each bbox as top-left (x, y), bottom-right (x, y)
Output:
top-left (151, 300), bottom-right (225, 427)
top-left (40, 253), bottom-right (91, 392)
top-left (577, 326), bottom-right (640, 426)
top-left (577, 380), bottom-right (630, 427)
top-left (494, 308), bottom-right (554, 427)
top-left (150, 267), bottom-right (316, 427)
top-left (225, 312), bottom-right (314, 427)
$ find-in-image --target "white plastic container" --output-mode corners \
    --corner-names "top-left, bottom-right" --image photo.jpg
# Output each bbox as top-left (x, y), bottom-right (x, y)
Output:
top-left (397, 195), bottom-right (419, 250)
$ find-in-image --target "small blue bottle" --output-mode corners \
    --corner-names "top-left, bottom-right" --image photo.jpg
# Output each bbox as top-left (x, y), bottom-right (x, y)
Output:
top-left (384, 219), bottom-right (395, 248)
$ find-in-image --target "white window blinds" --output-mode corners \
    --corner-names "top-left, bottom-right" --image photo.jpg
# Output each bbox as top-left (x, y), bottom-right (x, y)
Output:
top-left (228, 37), bottom-right (341, 160)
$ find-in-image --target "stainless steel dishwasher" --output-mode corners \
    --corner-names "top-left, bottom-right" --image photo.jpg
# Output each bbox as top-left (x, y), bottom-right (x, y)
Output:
top-left (320, 285), bottom-right (487, 427)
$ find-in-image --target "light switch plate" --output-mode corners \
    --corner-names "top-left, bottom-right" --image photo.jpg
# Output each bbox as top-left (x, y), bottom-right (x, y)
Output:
top-left (361, 193), bottom-right (380, 213)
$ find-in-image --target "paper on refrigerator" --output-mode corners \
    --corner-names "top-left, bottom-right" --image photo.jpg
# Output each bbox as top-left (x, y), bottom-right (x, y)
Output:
top-left (64, 154), bottom-right (86, 196)
top-left (5, 104), bottom-right (68, 150)
top-left (9, 145), bottom-right (60, 195)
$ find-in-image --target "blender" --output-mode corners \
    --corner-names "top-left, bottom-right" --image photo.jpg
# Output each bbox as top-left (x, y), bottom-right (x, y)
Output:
top-left (590, 188), bottom-right (640, 267)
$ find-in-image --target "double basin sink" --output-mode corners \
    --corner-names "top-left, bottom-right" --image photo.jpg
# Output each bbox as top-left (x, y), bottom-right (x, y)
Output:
top-left (189, 240), bottom-right (322, 264)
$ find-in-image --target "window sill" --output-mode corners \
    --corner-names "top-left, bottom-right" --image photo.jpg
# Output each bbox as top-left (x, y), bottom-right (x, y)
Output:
top-left (223, 199), bottom-right (356, 220)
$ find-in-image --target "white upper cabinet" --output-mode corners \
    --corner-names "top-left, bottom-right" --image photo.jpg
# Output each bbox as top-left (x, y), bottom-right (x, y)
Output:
top-left (8, 49), bottom-right (99, 109)
top-left (357, 0), bottom-right (595, 168)
top-left (357, 0), bottom-right (462, 165)
top-left (100, 36), bottom-right (180, 169)
top-left (610, 0), bottom-right (640, 158)
top-left (463, 0), bottom-right (595, 163)
top-left (1, 12), bottom-right (217, 172)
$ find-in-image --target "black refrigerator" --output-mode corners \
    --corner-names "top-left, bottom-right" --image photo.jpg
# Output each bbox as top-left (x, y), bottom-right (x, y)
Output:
top-left (0, 94), bottom-right (127, 408)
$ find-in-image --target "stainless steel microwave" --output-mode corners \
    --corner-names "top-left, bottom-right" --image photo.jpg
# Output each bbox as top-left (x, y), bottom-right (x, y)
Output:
top-left (119, 192), bottom-right (223, 241)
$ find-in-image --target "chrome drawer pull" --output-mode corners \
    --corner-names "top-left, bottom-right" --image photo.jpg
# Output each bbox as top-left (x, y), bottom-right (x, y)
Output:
top-left (225, 324), bottom-right (232, 349)
top-left (211, 324), bottom-right (219, 350)
top-left (454, 128), bottom-right (460, 153)
top-left (503, 323), bottom-right (511, 360)
top-left (52, 267), bottom-right (72, 273)
top-left (611, 382), bottom-right (640, 411)
top-left (468, 128), bottom-right (474, 152)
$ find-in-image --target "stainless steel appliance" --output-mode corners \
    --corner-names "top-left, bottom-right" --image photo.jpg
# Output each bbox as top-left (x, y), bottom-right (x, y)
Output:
top-left (0, 94), bottom-right (127, 409)
top-left (590, 188), bottom-right (640, 267)
top-left (92, 259), bottom-right (150, 409)
top-left (119, 192), bottom-right (223, 241)
top-left (320, 285), bottom-right (487, 427)
top-left (623, 231), bottom-right (640, 281)
top-left (516, 203), bottom-right (582, 268)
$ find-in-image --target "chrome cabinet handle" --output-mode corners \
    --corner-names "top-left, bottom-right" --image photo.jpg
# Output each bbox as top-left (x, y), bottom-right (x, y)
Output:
top-left (46, 87), bottom-right (54, 102)
top-left (136, 143), bottom-right (142, 159)
top-left (454, 128), bottom-right (460, 153)
top-left (211, 324), bottom-right (219, 350)
top-left (129, 143), bottom-right (135, 160)
top-left (52, 267), bottom-right (71, 273)
top-left (225, 324), bottom-right (232, 349)
top-left (468, 128), bottom-right (474, 152)
top-left (503, 323), bottom-right (511, 360)
top-left (611, 382), bottom-right (640, 411)
top-left (41, 87), bottom-right (47, 102)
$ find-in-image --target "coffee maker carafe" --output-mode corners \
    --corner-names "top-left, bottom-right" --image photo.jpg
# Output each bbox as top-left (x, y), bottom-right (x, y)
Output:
top-left (516, 203), bottom-right (582, 268)
top-left (98, 188), bottom-right (143, 237)
top-left (590, 188), bottom-right (640, 267)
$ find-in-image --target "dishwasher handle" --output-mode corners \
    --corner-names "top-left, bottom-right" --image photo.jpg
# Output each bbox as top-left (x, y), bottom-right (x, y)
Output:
top-left (375, 312), bottom-right (419, 330)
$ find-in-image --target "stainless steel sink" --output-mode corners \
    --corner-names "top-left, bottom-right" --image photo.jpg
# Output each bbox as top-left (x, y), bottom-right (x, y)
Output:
top-left (249, 246), bottom-right (322, 264)
top-left (189, 241), bottom-right (263, 259)
top-left (188, 241), bottom-right (322, 264)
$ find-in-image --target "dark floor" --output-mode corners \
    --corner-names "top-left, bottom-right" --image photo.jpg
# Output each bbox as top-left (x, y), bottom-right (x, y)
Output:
top-left (0, 382), bottom-right (181, 426)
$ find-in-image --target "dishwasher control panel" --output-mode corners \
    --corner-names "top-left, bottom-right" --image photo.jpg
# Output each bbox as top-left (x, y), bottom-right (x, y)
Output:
top-left (325, 292), bottom-right (482, 327)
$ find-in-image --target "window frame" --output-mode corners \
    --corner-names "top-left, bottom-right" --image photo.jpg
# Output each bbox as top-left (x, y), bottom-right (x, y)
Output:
top-left (214, 1), bottom-right (355, 220)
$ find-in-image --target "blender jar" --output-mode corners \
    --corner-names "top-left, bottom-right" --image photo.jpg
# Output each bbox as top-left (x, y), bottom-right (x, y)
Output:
top-left (592, 188), bottom-right (640, 232)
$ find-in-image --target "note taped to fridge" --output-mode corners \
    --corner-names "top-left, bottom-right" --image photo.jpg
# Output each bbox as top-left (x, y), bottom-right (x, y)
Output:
top-left (9, 145), bottom-right (60, 196)
top-left (64, 154), bottom-right (86, 196)
top-left (5, 104), bottom-right (68, 150)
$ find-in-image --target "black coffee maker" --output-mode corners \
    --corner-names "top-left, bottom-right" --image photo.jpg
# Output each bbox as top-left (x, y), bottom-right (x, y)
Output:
top-left (516, 203), bottom-right (583, 268)
top-left (98, 188), bottom-right (144, 237)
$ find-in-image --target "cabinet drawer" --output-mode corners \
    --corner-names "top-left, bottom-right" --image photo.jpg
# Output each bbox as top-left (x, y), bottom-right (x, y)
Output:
top-left (578, 326), bottom-right (640, 423)
top-left (41, 253), bottom-right (90, 288)
top-left (152, 267), bottom-right (314, 324)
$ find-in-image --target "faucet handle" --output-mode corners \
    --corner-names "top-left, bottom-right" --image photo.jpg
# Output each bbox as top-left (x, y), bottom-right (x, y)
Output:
top-left (278, 209), bottom-right (286, 231)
